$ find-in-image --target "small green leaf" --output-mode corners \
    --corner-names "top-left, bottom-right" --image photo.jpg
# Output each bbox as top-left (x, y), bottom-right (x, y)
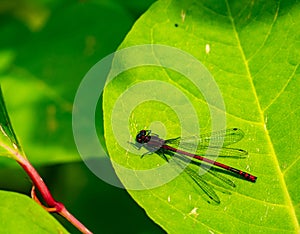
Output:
top-left (0, 87), bottom-right (22, 158)
top-left (103, 0), bottom-right (300, 233)
top-left (0, 190), bottom-right (68, 233)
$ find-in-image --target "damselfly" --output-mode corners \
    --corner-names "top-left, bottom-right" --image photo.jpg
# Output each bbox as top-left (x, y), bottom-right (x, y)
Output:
top-left (135, 128), bottom-right (257, 203)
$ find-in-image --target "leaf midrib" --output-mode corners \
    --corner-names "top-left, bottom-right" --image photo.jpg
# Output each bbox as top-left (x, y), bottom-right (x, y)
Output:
top-left (225, 0), bottom-right (299, 229)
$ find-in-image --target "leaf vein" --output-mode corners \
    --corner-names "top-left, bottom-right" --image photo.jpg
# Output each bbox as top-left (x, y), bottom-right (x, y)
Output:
top-left (263, 64), bottom-right (299, 112)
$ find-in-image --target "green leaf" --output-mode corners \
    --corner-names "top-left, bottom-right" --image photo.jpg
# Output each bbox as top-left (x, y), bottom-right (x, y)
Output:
top-left (0, 190), bottom-right (68, 233)
top-left (103, 0), bottom-right (300, 233)
top-left (0, 87), bottom-right (22, 158)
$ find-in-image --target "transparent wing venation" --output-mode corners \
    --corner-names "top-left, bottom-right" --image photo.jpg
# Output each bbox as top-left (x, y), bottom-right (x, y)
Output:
top-left (165, 128), bottom-right (246, 157)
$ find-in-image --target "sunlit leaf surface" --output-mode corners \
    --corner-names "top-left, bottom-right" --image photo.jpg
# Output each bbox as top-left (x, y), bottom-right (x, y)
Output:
top-left (103, 0), bottom-right (300, 232)
top-left (0, 191), bottom-right (68, 233)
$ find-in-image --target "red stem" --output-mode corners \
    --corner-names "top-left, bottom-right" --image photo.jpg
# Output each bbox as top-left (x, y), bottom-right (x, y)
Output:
top-left (17, 156), bottom-right (59, 207)
top-left (59, 207), bottom-right (92, 234)
top-left (1, 143), bottom-right (92, 234)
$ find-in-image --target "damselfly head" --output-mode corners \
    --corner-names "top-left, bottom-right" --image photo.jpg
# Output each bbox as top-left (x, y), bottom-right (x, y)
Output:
top-left (136, 130), bottom-right (151, 144)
